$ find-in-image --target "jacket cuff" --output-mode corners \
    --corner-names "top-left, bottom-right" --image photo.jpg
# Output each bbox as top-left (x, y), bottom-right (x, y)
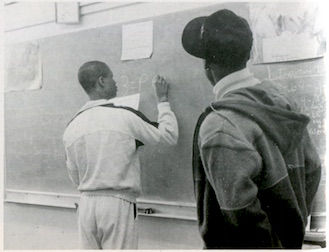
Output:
top-left (157, 101), bottom-right (171, 111)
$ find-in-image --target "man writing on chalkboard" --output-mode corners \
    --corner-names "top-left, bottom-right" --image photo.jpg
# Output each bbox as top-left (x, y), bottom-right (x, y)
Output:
top-left (62, 61), bottom-right (178, 249)
top-left (182, 9), bottom-right (321, 249)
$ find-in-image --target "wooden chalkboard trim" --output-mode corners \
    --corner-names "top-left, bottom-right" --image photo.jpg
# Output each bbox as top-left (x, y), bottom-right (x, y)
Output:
top-left (4, 189), bottom-right (197, 221)
top-left (80, 2), bottom-right (137, 16)
top-left (5, 189), bottom-right (325, 245)
top-left (5, 189), bottom-right (79, 209)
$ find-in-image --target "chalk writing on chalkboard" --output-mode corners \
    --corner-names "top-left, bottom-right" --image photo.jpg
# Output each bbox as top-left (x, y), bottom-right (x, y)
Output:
top-left (117, 73), bottom-right (157, 96)
top-left (267, 63), bottom-right (326, 158)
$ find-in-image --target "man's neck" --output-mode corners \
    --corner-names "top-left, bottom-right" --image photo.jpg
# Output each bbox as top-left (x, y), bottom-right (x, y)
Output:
top-left (88, 92), bottom-right (115, 101)
top-left (211, 65), bottom-right (245, 85)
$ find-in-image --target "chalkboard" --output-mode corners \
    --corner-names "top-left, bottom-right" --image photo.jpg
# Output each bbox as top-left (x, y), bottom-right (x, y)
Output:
top-left (5, 2), bottom-right (326, 210)
top-left (264, 60), bottom-right (327, 219)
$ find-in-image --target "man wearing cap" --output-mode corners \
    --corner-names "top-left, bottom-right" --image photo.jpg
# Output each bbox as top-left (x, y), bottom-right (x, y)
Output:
top-left (182, 9), bottom-right (321, 249)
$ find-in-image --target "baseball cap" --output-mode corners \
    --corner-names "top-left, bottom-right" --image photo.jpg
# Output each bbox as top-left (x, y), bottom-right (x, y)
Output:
top-left (182, 9), bottom-right (253, 66)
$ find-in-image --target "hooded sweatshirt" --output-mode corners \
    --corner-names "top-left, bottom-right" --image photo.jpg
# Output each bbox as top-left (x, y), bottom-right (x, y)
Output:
top-left (193, 79), bottom-right (321, 249)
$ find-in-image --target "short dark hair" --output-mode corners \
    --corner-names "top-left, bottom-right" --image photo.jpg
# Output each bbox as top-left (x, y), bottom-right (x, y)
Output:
top-left (78, 61), bottom-right (110, 93)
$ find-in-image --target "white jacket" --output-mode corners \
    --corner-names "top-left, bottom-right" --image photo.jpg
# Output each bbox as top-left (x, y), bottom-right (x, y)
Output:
top-left (63, 99), bottom-right (178, 203)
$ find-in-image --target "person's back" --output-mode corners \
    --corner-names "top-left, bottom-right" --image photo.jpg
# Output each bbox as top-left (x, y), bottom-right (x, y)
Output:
top-left (63, 61), bottom-right (178, 249)
top-left (182, 9), bottom-right (321, 249)
top-left (64, 104), bottom-right (152, 199)
top-left (194, 80), bottom-right (321, 248)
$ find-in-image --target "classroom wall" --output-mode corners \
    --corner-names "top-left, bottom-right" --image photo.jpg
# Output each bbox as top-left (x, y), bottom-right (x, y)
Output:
top-left (4, 2), bottom-right (220, 44)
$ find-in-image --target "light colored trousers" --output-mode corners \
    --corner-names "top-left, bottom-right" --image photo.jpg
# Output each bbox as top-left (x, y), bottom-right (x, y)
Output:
top-left (77, 195), bottom-right (138, 249)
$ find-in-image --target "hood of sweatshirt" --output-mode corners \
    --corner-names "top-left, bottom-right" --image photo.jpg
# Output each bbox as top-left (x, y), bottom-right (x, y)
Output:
top-left (209, 80), bottom-right (310, 155)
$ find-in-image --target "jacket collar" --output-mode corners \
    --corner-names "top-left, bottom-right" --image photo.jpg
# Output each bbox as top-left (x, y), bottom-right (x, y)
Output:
top-left (74, 98), bottom-right (115, 118)
top-left (213, 68), bottom-right (260, 101)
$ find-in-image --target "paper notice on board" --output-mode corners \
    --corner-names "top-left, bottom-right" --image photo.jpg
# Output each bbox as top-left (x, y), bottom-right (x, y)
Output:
top-left (112, 93), bottom-right (140, 110)
top-left (250, 2), bottom-right (326, 63)
top-left (263, 33), bottom-right (320, 63)
top-left (5, 41), bottom-right (42, 92)
top-left (121, 21), bottom-right (153, 60)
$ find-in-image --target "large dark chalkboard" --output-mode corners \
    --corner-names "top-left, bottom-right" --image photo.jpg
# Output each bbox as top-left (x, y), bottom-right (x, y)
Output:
top-left (5, 2), bottom-right (326, 211)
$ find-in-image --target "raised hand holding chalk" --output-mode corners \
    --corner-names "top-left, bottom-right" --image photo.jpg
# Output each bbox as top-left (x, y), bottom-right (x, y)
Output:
top-left (153, 75), bottom-right (169, 103)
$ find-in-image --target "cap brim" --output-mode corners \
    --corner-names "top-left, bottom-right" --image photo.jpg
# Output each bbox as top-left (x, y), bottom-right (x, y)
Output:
top-left (181, 16), bottom-right (207, 59)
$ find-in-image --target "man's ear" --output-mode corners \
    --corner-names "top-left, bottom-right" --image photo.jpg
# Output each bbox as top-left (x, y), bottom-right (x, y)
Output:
top-left (97, 76), bottom-right (104, 88)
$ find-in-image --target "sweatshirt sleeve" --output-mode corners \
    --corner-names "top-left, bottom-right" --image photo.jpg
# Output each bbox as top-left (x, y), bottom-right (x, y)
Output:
top-left (200, 130), bottom-right (279, 247)
top-left (129, 102), bottom-right (179, 145)
top-left (64, 150), bottom-right (80, 186)
top-left (303, 130), bottom-right (322, 215)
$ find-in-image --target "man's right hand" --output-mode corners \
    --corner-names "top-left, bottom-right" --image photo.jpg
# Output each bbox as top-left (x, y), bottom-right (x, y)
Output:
top-left (154, 75), bottom-right (169, 103)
